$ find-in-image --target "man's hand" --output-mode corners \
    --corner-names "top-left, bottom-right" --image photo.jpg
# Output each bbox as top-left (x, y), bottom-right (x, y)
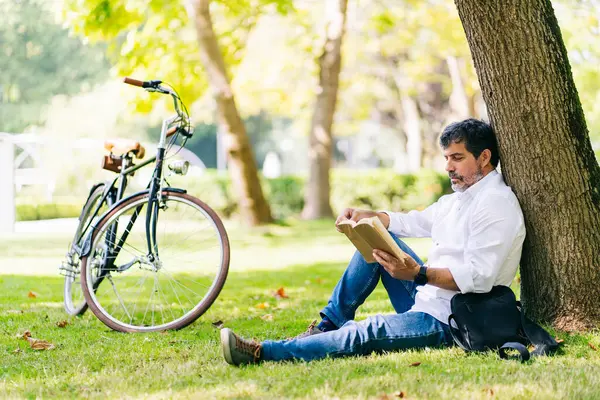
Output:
top-left (335, 208), bottom-right (389, 232)
top-left (372, 249), bottom-right (420, 281)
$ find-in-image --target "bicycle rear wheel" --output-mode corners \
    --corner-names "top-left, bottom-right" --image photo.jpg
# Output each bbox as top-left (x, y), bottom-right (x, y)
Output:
top-left (80, 190), bottom-right (230, 332)
top-left (63, 184), bottom-right (109, 316)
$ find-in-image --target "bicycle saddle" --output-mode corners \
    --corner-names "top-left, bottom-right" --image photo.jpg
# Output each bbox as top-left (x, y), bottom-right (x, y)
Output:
top-left (104, 139), bottom-right (146, 159)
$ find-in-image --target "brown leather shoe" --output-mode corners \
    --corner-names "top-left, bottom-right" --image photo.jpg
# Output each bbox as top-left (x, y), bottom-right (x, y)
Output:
top-left (221, 328), bottom-right (262, 366)
top-left (289, 320), bottom-right (324, 340)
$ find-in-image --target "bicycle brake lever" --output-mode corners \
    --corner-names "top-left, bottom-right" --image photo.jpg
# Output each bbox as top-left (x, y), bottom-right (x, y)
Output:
top-left (146, 86), bottom-right (170, 95)
top-left (143, 80), bottom-right (162, 88)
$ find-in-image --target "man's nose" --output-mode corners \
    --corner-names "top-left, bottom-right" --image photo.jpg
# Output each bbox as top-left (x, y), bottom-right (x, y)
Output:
top-left (445, 161), bottom-right (454, 172)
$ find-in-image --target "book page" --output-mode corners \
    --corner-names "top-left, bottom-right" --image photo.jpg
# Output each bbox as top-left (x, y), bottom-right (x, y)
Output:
top-left (353, 217), bottom-right (408, 261)
top-left (337, 220), bottom-right (376, 263)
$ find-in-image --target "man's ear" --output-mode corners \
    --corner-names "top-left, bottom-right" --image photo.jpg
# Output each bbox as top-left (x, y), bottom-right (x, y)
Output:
top-left (479, 149), bottom-right (492, 168)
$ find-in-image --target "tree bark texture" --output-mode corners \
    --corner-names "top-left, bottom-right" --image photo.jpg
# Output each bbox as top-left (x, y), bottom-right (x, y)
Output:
top-left (187, 0), bottom-right (272, 226)
top-left (455, 0), bottom-right (600, 330)
top-left (301, 0), bottom-right (348, 220)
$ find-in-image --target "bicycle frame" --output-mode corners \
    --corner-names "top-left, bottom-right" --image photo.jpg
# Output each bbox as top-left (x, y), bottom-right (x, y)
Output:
top-left (79, 85), bottom-right (189, 273)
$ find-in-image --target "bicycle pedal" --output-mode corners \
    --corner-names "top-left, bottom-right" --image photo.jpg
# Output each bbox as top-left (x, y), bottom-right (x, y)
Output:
top-left (59, 263), bottom-right (78, 278)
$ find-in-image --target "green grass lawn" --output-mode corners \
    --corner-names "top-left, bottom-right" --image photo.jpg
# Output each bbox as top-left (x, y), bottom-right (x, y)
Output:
top-left (1, 219), bottom-right (600, 399)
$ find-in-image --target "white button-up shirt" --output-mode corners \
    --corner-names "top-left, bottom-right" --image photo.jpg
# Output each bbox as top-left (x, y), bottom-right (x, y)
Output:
top-left (386, 170), bottom-right (526, 324)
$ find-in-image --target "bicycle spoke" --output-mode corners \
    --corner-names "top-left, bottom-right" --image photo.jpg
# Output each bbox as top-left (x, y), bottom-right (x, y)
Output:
top-left (161, 270), bottom-right (210, 297)
top-left (107, 274), bottom-right (132, 321)
top-left (157, 223), bottom-right (215, 252)
top-left (142, 276), bottom-right (157, 326)
top-left (167, 277), bottom-right (187, 318)
top-left (82, 192), bottom-right (229, 331)
top-left (129, 274), bottom-right (150, 325)
top-left (159, 269), bottom-right (205, 306)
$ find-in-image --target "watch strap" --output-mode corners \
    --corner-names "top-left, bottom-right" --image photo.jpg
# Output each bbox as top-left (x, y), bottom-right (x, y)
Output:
top-left (414, 265), bottom-right (428, 285)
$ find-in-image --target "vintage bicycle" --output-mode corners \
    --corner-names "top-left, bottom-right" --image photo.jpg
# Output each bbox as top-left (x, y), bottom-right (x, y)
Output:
top-left (60, 78), bottom-right (230, 332)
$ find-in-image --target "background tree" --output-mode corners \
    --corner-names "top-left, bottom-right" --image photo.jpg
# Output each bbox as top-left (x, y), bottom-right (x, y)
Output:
top-left (301, 0), bottom-right (348, 220)
top-left (186, 0), bottom-right (272, 225)
top-left (455, 0), bottom-right (600, 330)
top-left (62, 0), bottom-right (290, 225)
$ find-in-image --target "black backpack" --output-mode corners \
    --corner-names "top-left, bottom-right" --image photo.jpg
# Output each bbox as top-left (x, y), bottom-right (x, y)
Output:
top-left (447, 285), bottom-right (561, 362)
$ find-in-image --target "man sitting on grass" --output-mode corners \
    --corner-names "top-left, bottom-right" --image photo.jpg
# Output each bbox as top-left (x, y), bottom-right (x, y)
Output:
top-left (220, 118), bottom-right (526, 366)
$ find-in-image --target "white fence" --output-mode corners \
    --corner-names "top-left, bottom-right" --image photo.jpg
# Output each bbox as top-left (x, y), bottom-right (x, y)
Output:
top-left (0, 132), bottom-right (209, 233)
top-left (0, 137), bottom-right (15, 233)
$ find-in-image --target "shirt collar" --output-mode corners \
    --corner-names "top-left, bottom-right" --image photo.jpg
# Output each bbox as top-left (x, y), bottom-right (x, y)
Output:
top-left (458, 169), bottom-right (500, 199)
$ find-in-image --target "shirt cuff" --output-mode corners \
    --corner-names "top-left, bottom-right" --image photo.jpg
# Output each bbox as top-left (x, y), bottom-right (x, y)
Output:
top-left (379, 211), bottom-right (404, 236)
top-left (447, 263), bottom-right (475, 294)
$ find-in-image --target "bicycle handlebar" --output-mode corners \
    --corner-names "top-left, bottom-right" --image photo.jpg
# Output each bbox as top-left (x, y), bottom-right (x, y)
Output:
top-left (122, 77), bottom-right (192, 141)
top-left (123, 77), bottom-right (145, 87)
top-left (123, 77), bottom-right (164, 89)
top-left (167, 126), bottom-right (178, 137)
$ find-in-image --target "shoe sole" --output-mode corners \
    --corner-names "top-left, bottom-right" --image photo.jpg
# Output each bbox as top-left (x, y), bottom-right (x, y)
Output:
top-left (220, 328), bottom-right (234, 365)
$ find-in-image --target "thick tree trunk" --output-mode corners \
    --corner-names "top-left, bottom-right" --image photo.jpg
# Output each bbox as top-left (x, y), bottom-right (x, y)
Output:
top-left (301, 0), bottom-right (348, 220)
top-left (455, 0), bottom-right (600, 330)
top-left (187, 0), bottom-right (272, 226)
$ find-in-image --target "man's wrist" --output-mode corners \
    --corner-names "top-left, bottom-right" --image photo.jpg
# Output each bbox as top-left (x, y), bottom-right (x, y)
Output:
top-left (376, 211), bottom-right (391, 229)
top-left (412, 264), bottom-right (421, 279)
top-left (414, 264), bottom-right (428, 285)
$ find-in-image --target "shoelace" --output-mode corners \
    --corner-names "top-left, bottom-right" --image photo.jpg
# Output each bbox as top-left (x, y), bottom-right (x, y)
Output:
top-left (286, 319), bottom-right (318, 340)
top-left (235, 335), bottom-right (261, 362)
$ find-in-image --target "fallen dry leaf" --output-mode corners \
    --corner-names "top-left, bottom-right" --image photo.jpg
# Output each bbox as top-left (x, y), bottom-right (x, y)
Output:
top-left (211, 320), bottom-right (224, 329)
top-left (20, 330), bottom-right (55, 350)
top-left (56, 320), bottom-right (69, 328)
top-left (409, 362), bottom-right (421, 367)
top-left (168, 340), bottom-right (178, 344)
top-left (273, 287), bottom-right (289, 299)
top-left (255, 302), bottom-right (270, 309)
top-left (484, 388), bottom-right (495, 396)
top-left (394, 391), bottom-right (406, 398)
top-left (555, 338), bottom-right (565, 344)
top-left (315, 278), bottom-right (324, 284)
top-left (28, 337), bottom-right (55, 350)
top-left (27, 291), bottom-right (38, 299)
top-left (589, 342), bottom-right (598, 351)
top-left (13, 348), bottom-right (22, 354)
top-left (260, 314), bottom-right (274, 321)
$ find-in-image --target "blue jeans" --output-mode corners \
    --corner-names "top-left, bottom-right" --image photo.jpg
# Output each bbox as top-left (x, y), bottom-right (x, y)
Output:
top-left (261, 235), bottom-right (453, 362)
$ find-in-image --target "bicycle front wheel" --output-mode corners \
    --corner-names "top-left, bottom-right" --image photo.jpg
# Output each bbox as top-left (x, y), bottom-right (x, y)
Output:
top-left (80, 190), bottom-right (230, 332)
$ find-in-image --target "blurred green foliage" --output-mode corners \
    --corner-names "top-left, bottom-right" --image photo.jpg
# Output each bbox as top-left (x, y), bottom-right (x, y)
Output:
top-left (16, 202), bottom-right (82, 221)
top-left (0, 0), bottom-right (109, 132)
top-left (61, 0), bottom-right (294, 114)
top-left (16, 169), bottom-right (451, 221)
top-left (183, 169), bottom-right (451, 220)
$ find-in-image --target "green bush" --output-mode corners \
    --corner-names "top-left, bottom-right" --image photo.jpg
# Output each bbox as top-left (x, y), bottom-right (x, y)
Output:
top-left (184, 168), bottom-right (450, 219)
top-left (15, 169), bottom-right (451, 221)
top-left (264, 176), bottom-right (305, 219)
top-left (16, 202), bottom-right (81, 221)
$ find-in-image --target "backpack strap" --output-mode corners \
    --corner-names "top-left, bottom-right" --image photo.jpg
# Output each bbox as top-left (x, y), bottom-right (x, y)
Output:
top-left (447, 314), bottom-right (471, 352)
top-left (517, 302), bottom-right (560, 356)
top-left (499, 342), bottom-right (530, 362)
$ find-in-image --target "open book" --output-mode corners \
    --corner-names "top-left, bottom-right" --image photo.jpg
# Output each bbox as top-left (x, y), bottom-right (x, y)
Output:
top-left (336, 216), bottom-right (409, 263)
